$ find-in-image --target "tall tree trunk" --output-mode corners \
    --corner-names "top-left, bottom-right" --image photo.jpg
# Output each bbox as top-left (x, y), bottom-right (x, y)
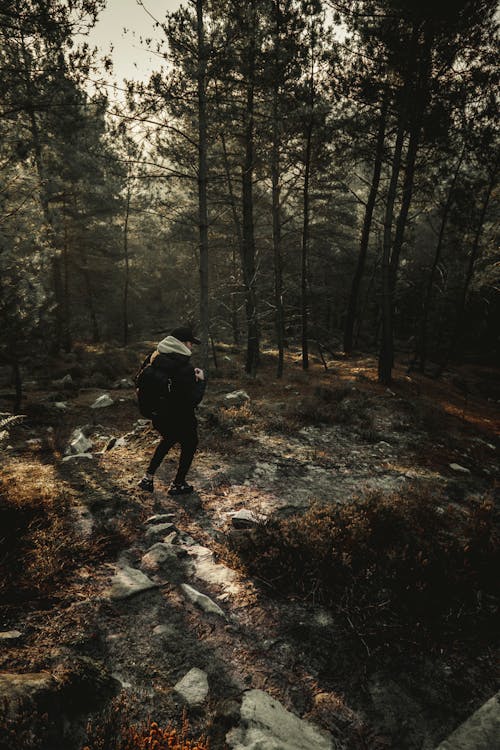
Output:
top-left (388, 117), bottom-right (422, 295)
top-left (196, 0), bottom-right (210, 371)
top-left (301, 118), bottom-right (312, 371)
top-left (219, 131), bottom-right (242, 345)
top-left (418, 145), bottom-right (466, 370)
top-left (123, 180), bottom-right (131, 346)
top-left (271, 0), bottom-right (284, 378)
top-left (378, 120), bottom-right (405, 384)
top-left (242, 0), bottom-right (259, 375)
top-left (80, 247), bottom-right (100, 343)
top-left (62, 198), bottom-right (72, 352)
top-left (446, 167), bottom-right (497, 365)
top-left (343, 90), bottom-right (388, 355)
top-left (13, 358), bottom-right (22, 414)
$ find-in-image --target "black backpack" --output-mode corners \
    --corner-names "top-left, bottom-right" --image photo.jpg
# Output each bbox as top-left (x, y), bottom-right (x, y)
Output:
top-left (135, 357), bottom-right (173, 419)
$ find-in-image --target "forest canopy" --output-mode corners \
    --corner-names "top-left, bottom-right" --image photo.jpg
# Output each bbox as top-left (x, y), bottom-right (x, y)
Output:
top-left (1, 0), bottom-right (498, 394)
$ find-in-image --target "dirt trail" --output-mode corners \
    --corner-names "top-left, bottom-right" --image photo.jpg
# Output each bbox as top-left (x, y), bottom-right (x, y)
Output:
top-left (1, 354), bottom-right (499, 749)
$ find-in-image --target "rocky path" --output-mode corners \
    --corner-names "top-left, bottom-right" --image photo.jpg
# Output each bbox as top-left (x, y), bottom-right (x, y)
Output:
top-left (2, 368), bottom-right (499, 749)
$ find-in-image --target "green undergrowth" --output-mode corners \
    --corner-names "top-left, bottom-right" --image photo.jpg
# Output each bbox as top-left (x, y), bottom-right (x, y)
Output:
top-left (226, 487), bottom-right (499, 655)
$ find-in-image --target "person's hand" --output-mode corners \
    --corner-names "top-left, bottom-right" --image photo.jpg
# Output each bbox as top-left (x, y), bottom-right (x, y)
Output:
top-left (194, 368), bottom-right (205, 381)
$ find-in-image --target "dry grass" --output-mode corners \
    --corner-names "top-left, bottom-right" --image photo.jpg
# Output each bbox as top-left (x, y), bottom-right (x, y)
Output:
top-left (0, 458), bottom-right (87, 601)
top-left (225, 487), bottom-right (499, 655)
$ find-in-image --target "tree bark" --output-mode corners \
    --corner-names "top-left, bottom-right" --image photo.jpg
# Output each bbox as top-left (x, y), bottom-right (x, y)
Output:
top-left (378, 119), bottom-right (405, 384)
top-left (417, 145), bottom-right (466, 370)
top-left (219, 131), bottom-right (242, 345)
top-left (196, 0), bottom-right (210, 371)
top-left (241, 0), bottom-right (259, 375)
top-left (343, 90), bottom-right (388, 356)
top-left (123, 180), bottom-right (131, 346)
top-left (271, 0), bottom-right (284, 378)
top-left (447, 166), bottom-right (497, 364)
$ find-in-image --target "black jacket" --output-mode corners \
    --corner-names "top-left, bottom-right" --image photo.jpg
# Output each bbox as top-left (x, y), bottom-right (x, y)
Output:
top-left (147, 350), bottom-right (205, 426)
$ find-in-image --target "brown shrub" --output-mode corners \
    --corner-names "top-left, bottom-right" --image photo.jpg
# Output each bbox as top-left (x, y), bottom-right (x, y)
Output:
top-left (0, 460), bottom-right (86, 601)
top-left (226, 488), bottom-right (499, 652)
top-left (83, 703), bottom-right (210, 750)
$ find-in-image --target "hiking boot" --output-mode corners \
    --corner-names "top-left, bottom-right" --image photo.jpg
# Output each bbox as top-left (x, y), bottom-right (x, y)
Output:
top-left (168, 482), bottom-right (194, 496)
top-left (138, 475), bottom-right (154, 492)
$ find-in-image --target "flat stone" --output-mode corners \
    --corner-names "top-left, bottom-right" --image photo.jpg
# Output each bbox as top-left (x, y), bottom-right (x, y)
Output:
top-left (0, 630), bottom-right (22, 641)
top-left (69, 430), bottom-right (92, 454)
top-left (141, 543), bottom-right (176, 570)
top-left (145, 513), bottom-right (176, 525)
top-left (231, 509), bottom-right (262, 529)
top-left (174, 668), bottom-right (209, 706)
top-left (91, 394), bottom-right (114, 409)
top-left (62, 453), bottom-right (94, 462)
top-left (449, 463), bottom-right (471, 474)
top-left (109, 566), bottom-right (157, 600)
top-left (180, 583), bottom-right (225, 617)
top-left (186, 545), bottom-right (241, 597)
top-left (226, 689), bottom-right (333, 749)
top-left (152, 624), bottom-right (178, 637)
top-left (435, 691), bottom-right (500, 749)
top-left (0, 672), bottom-right (57, 715)
top-left (224, 390), bottom-right (250, 406)
top-left (145, 522), bottom-right (175, 542)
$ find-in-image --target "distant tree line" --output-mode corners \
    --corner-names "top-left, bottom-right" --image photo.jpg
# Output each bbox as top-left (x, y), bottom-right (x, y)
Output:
top-left (1, 0), bottom-right (498, 399)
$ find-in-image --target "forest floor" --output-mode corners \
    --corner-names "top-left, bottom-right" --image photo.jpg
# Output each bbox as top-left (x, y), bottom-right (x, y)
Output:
top-left (0, 343), bottom-right (499, 750)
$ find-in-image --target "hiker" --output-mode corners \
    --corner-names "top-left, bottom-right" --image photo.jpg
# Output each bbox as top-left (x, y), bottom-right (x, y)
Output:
top-left (137, 326), bottom-right (206, 495)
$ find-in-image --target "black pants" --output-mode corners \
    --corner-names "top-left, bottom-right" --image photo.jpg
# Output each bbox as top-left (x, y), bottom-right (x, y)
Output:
top-left (147, 418), bottom-right (198, 484)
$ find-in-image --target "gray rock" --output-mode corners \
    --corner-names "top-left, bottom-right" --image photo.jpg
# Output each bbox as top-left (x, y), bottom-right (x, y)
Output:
top-left (0, 672), bottom-right (57, 716)
top-left (224, 390), bottom-right (250, 407)
top-left (91, 394), bottom-right (114, 409)
top-left (231, 509), bottom-right (262, 529)
top-left (435, 691), bottom-right (500, 749)
top-left (145, 522), bottom-right (175, 542)
top-left (109, 566), bottom-right (157, 600)
top-left (0, 630), bottom-right (22, 641)
top-left (54, 402), bottom-right (68, 411)
top-left (69, 430), bottom-right (92, 454)
top-left (226, 689), bottom-right (333, 750)
top-left (145, 513), bottom-right (176, 525)
top-left (62, 453), bottom-right (94, 462)
top-left (113, 378), bottom-right (134, 389)
top-left (152, 624), bottom-right (178, 637)
top-left (180, 583), bottom-right (225, 617)
top-left (449, 463), bottom-right (471, 474)
top-left (174, 667), bottom-right (209, 706)
top-left (52, 374), bottom-right (73, 388)
top-left (141, 543), bottom-right (176, 570)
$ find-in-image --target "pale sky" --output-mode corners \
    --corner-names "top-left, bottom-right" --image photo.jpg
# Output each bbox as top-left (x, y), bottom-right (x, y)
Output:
top-left (87, 0), bottom-right (183, 84)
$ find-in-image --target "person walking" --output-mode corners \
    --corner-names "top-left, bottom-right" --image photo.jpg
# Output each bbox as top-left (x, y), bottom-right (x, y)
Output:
top-left (137, 326), bottom-right (206, 495)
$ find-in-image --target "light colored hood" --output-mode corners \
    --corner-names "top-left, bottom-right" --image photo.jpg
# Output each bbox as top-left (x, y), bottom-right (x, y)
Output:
top-left (157, 335), bottom-right (192, 357)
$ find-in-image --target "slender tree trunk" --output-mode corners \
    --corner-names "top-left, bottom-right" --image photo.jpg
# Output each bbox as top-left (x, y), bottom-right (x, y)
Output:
top-left (61, 201), bottom-right (72, 352)
top-left (388, 117), bottom-right (421, 295)
top-left (378, 120), bottom-right (405, 384)
top-left (301, 137), bottom-right (312, 371)
top-left (123, 180), bottom-right (131, 346)
top-left (418, 145), bottom-right (466, 370)
top-left (196, 0), bottom-right (210, 371)
top-left (13, 358), bottom-right (22, 414)
top-left (446, 167), bottom-right (497, 365)
top-left (343, 91), bottom-right (388, 355)
top-left (219, 132), bottom-right (242, 345)
top-left (271, 0), bottom-right (284, 378)
top-left (242, 0), bottom-right (259, 375)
